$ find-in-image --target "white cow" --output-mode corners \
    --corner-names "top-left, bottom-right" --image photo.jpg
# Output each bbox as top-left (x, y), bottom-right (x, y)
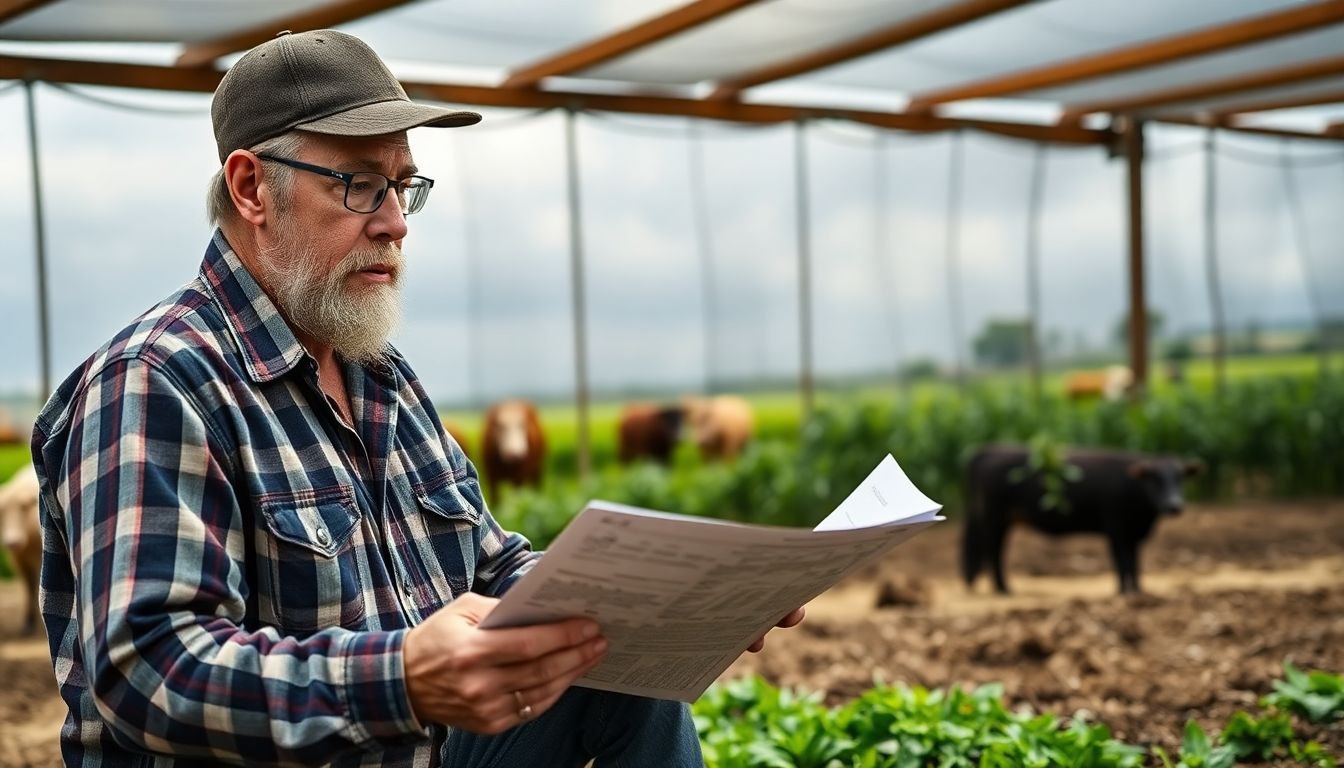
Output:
top-left (0, 464), bottom-right (41, 635)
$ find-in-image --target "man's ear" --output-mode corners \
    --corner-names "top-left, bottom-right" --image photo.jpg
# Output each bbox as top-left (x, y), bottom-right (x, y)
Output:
top-left (224, 151), bottom-right (267, 227)
top-left (1127, 460), bottom-right (1152, 479)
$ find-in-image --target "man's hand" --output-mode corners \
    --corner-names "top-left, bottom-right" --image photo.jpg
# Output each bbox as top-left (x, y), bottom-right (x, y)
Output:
top-left (746, 606), bottom-right (806, 654)
top-left (402, 593), bottom-right (608, 734)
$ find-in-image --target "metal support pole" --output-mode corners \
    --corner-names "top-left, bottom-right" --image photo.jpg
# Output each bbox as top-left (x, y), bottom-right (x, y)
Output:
top-left (1123, 117), bottom-right (1149, 396)
top-left (793, 120), bottom-right (815, 420)
top-left (1202, 129), bottom-right (1228, 396)
top-left (944, 130), bottom-right (967, 388)
top-left (24, 79), bottom-right (52, 402)
top-left (1025, 143), bottom-right (1047, 408)
top-left (563, 108), bottom-right (591, 481)
top-left (687, 120), bottom-right (719, 395)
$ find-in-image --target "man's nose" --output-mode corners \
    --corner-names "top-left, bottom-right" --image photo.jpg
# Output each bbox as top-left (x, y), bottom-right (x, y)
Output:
top-left (366, 188), bottom-right (409, 241)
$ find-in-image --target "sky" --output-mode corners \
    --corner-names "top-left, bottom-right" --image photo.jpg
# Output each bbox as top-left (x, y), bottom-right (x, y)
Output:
top-left (2, 3), bottom-right (1343, 415)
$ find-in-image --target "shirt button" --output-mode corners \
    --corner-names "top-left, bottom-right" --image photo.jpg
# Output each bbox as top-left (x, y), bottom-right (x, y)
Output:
top-left (315, 526), bottom-right (331, 546)
top-left (403, 578), bottom-right (415, 594)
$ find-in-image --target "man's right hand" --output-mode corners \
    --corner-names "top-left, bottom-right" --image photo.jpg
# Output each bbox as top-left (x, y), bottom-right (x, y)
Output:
top-left (401, 593), bottom-right (608, 734)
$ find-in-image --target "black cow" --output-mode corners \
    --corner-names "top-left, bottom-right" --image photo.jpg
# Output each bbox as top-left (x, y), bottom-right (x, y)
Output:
top-left (961, 444), bottom-right (1201, 594)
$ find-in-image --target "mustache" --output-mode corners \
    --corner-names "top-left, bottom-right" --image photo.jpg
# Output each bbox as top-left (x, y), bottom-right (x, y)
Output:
top-left (340, 243), bottom-right (404, 277)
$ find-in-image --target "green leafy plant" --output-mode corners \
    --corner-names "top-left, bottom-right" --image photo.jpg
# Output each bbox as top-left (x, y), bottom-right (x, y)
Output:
top-left (1008, 432), bottom-right (1083, 513)
top-left (1219, 710), bottom-right (1295, 760)
top-left (1264, 661), bottom-right (1344, 724)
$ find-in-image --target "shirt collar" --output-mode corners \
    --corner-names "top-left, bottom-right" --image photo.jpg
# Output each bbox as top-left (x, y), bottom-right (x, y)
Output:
top-left (199, 229), bottom-right (308, 383)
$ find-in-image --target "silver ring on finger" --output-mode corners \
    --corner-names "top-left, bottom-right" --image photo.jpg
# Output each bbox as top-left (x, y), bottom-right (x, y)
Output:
top-left (513, 690), bottom-right (534, 722)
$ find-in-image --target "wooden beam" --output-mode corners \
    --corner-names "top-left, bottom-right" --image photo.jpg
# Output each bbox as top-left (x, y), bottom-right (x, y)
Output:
top-left (502, 0), bottom-right (766, 90)
top-left (0, 0), bottom-right (60, 26)
top-left (709, 0), bottom-right (1035, 101)
top-left (0, 53), bottom-right (1154, 146)
top-left (1158, 114), bottom-right (1344, 142)
top-left (408, 79), bottom-right (1110, 143)
top-left (1211, 87), bottom-right (1344, 118)
top-left (0, 56), bottom-right (225, 91)
top-left (907, 0), bottom-right (1344, 111)
top-left (1062, 55), bottom-right (1344, 121)
top-left (175, 0), bottom-right (420, 68)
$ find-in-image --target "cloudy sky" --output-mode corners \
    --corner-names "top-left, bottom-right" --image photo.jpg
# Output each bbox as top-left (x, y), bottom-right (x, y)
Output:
top-left (1, 26), bottom-right (1342, 411)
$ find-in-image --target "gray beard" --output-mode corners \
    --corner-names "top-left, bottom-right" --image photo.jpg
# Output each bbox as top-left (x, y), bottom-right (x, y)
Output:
top-left (258, 239), bottom-right (404, 366)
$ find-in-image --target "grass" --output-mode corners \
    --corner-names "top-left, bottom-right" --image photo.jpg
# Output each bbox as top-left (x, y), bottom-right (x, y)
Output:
top-left (0, 444), bottom-right (28, 483)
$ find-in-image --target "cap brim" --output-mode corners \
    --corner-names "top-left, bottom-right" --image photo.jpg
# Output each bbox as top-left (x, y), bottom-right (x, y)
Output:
top-left (298, 99), bottom-right (481, 136)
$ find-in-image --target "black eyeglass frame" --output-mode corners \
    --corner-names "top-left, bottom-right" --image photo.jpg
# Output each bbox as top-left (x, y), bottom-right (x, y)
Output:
top-left (256, 154), bottom-right (435, 215)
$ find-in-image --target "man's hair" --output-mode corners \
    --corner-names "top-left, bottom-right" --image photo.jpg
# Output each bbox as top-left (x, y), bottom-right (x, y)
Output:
top-left (206, 131), bottom-right (309, 226)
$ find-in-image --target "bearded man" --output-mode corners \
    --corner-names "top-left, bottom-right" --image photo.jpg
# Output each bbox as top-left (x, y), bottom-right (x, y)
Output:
top-left (30, 29), bottom-right (802, 768)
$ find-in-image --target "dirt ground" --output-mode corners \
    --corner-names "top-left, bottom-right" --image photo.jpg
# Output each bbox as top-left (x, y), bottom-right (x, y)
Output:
top-left (2, 498), bottom-right (1342, 766)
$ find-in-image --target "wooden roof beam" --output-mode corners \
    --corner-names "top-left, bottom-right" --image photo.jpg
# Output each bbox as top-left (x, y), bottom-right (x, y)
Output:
top-left (10, 54), bottom-right (1340, 143)
top-left (0, 55), bottom-right (224, 91)
top-left (0, 0), bottom-right (63, 26)
top-left (1061, 55), bottom-right (1344, 121)
top-left (1211, 87), bottom-right (1344, 119)
top-left (502, 0), bottom-right (767, 90)
top-left (906, 0), bottom-right (1344, 112)
top-left (175, 0), bottom-right (420, 68)
top-left (1159, 114), bottom-right (1343, 142)
top-left (708, 0), bottom-right (1036, 101)
top-left (0, 53), bottom-right (1108, 145)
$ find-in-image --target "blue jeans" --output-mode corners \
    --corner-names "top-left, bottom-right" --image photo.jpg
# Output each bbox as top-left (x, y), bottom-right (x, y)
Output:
top-left (441, 688), bottom-right (704, 767)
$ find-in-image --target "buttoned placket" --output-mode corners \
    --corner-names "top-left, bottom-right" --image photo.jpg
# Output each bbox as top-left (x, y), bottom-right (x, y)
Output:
top-left (331, 356), bottom-right (430, 618)
top-left (299, 356), bottom-right (423, 626)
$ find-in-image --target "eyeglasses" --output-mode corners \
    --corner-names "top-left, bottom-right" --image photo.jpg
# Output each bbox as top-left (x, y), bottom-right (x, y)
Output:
top-left (256, 154), bottom-right (435, 215)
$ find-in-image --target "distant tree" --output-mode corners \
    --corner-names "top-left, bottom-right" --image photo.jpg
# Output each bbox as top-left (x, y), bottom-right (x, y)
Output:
top-left (972, 318), bottom-right (1031, 368)
top-left (1163, 337), bottom-right (1194, 363)
top-left (898, 358), bottom-right (940, 382)
top-left (1112, 308), bottom-right (1166, 348)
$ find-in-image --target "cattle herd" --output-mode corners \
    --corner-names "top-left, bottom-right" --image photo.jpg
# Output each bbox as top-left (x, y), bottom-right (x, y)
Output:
top-left (460, 395), bottom-right (758, 499)
top-left (0, 392), bottom-right (1206, 642)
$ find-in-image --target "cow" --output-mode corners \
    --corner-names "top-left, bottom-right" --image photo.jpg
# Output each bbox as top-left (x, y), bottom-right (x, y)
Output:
top-left (480, 399), bottom-right (545, 500)
top-left (961, 444), bottom-right (1201, 595)
top-left (684, 395), bottom-right (754, 461)
top-left (617, 403), bottom-right (685, 464)
top-left (1063, 365), bottom-right (1132, 401)
top-left (0, 464), bottom-right (41, 635)
top-left (0, 407), bottom-right (20, 445)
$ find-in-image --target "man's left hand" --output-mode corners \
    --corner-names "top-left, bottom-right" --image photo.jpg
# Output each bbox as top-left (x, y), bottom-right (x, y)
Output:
top-left (746, 606), bottom-right (805, 653)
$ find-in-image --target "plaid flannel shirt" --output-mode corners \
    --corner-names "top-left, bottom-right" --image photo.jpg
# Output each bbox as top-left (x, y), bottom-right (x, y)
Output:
top-left (32, 230), bottom-right (539, 767)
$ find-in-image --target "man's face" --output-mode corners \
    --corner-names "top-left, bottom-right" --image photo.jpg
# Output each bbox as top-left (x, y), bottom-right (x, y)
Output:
top-left (256, 132), bottom-right (417, 364)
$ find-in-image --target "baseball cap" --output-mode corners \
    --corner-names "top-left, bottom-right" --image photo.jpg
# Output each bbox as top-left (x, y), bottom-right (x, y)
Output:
top-left (211, 29), bottom-right (480, 163)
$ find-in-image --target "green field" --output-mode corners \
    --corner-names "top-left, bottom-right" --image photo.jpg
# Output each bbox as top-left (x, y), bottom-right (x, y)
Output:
top-left (439, 352), bottom-right (1330, 475)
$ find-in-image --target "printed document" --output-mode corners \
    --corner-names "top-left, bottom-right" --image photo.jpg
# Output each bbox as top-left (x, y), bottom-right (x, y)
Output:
top-left (480, 454), bottom-right (943, 701)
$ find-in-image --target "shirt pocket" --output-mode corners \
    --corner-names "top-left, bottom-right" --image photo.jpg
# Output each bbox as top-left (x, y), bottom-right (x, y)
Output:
top-left (257, 484), bottom-right (367, 634)
top-left (405, 472), bottom-right (482, 603)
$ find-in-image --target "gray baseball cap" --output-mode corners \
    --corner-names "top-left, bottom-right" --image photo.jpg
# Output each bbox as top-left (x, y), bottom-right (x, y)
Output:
top-left (211, 29), bottom-right (480, 163)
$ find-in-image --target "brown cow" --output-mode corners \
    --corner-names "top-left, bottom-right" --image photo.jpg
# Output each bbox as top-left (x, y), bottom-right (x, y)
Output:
top-left (684, 395), bottom-right (754, 461)
top-left (617, 403), bottom-right (685, 464)
top-left (0, 464), bottom-right (41, 635)
top-left (1063, 365), bottom-right (1132, 401)
top-left (0, 407), bottom-right (21, 445)
top-left (480, 400), bottom-right (545, 500)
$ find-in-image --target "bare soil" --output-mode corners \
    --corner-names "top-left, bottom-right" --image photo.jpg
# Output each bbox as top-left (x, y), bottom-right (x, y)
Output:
top-left (3, 498), bottom-right (1342, 766)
